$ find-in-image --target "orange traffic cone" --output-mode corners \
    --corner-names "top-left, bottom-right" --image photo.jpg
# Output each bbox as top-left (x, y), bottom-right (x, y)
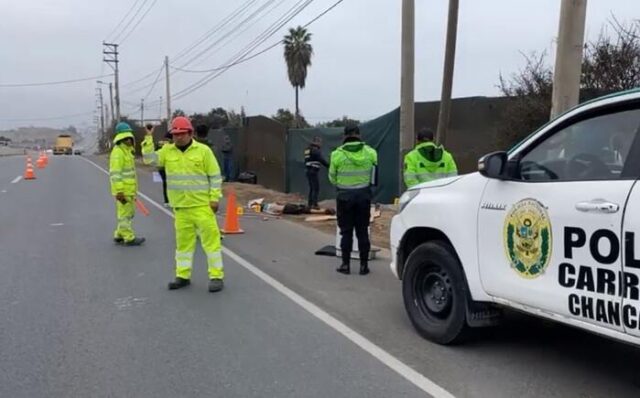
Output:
top-left (221, 189), bottom-right (244, 234)
top-left (36, 156), bottom-right (45, 169)
top-left (24, 161), bottom-right (36, 180)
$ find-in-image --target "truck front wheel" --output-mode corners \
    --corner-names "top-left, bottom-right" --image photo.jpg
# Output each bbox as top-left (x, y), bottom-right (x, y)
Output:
top-left (402, 241), bottom-right (470, 344)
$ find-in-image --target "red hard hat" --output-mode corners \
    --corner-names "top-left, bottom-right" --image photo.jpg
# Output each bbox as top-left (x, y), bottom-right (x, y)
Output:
top-left (170, 116), bottom-right (193, 134)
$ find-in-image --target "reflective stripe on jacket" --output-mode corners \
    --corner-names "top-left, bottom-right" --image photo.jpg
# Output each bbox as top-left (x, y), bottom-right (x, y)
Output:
top-left (329, 141), bottom-right (378, 190)
top-left (109, 143), bottom-right (137, 196)
top-left (141, 136), bottom-right (222, 207)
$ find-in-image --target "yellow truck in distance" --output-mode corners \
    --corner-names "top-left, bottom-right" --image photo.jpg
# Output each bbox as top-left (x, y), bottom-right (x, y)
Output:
top-left (53, 134), bottom-right (73, 155)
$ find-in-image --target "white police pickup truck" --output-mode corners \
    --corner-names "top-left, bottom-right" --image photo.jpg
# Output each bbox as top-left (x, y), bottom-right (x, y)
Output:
top-left (391, 88), bottom-right (640, 345)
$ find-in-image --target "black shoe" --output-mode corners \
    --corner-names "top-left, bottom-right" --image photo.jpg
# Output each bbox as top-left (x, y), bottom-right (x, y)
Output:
top-left (336, 264), bottom-right (350, 275)
top-left (124, 237), bottom-right (146, 246)
top-left (208, 279), bottom-right (224, 293)
top-left (114, 237), bottom-right (124, 244)
top-left (168, 277), bottom-right (191, 290)
top-left (359, 265), bottom-right (370, 275)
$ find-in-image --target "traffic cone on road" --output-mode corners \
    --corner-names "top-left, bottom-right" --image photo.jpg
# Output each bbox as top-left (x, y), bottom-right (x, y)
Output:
top-left (36, 156), bottom-right (45, 169)
top-left (221, 189), bottom-right (244, 234)
top-left (24, 161), bottom-right (36, 180)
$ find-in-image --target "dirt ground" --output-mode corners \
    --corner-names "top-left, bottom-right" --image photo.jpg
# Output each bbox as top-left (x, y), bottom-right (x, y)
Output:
top-left (135, 158), bottom-right (394, 249)
top-left (225, 182), bottom-right (394, 249)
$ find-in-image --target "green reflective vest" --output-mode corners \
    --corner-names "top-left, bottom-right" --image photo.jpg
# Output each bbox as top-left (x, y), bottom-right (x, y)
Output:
top-left (109, 143), bottom-right (137, 196)
top-left (403, 142), bottom-right (457, 188)
top-left (329, 141), bottom-right (378, 190)
top-left (142, 136), bottom-right (222, 208)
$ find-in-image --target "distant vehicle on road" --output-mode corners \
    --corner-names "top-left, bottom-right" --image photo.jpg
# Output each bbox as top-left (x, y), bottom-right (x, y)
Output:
top-left (53, 134), bottom-right (73, 155)
top-left (391, 88), bottom-right (640, 346)
top-left (74, 148), bottom-right (84, 155)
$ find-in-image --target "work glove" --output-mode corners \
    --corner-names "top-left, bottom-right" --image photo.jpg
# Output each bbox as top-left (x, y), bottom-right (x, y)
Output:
top-left (210, 201), bottom-right (219, 214)
top-left (116, 192), bottom-right (127, 204)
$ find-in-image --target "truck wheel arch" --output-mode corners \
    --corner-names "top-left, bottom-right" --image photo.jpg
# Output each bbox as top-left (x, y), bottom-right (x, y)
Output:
top-left (398, 227), bottom-right (457, 280)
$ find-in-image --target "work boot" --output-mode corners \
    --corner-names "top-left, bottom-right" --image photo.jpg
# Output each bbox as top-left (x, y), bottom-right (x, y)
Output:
top-left (336, 264), bottom-right (350, 275)
top-left (113, 237), bottom-right (124, 244)
top-left (208, 279), bottom-right (224, 293)
top-left (124, 237), bottom-right (146, 246)
top-left (359, 264), bottom-right (370, 275)
top-left (168, 277), bottom-right (191, 290)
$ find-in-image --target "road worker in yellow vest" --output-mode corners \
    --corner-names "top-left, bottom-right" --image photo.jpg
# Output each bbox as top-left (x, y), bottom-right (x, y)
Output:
top-left (141, 116), bottom-right (225, 292)
top-left (110, 122), bottom-right (145, 246)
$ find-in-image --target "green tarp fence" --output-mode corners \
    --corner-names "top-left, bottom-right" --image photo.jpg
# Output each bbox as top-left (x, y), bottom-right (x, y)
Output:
top-left (287, 108), bottom-right (400, 203)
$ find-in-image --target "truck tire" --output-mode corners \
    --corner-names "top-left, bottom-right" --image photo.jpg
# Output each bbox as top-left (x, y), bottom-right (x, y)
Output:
top-left (402, 241), bottom-right (470, 344)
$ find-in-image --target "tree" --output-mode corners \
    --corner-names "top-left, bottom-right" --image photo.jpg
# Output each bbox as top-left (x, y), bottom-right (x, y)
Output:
top-left (272, 108), bottom-right (309, 128)
top-left (227, 109), bottom-right (243, 128)
top-left (497, 18), bottom-right (640, 148)
top-left (206, 107), bottom-right (229, 129)
top-left (582, 20), bottom-right (640, 92)
top-left (318, 116), bottom-right (361, 128)
top-left (283, 26), bottom-right (313, 128)
top-left (172, 109), bottom-right (186, 118)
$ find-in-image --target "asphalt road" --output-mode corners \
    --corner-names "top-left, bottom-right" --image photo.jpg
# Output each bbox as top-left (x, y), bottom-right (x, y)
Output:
top-left (2, 153), bottom-right (640, 398)
top-left (0, 155), bottom-right (427, 398)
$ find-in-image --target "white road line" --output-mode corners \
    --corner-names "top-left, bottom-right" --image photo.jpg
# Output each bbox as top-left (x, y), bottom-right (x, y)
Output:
top-left (11, 176), bottom-right (22, 184)
top-left (79, 156), bottom-right (455, 398)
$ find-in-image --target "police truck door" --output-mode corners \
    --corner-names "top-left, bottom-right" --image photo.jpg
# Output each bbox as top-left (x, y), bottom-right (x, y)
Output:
top-left (478, 105), bottom-right (640, 332)
top-left (620, 121), bottom-right (640, 337)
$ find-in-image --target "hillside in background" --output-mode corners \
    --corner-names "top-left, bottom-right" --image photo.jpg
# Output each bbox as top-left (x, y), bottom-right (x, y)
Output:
top-left (0, 126), bottom-right (83, 147)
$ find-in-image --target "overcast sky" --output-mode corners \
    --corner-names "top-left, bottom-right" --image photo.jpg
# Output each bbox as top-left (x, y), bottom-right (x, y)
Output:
top-left (0, 0), bottom-right (637, 131)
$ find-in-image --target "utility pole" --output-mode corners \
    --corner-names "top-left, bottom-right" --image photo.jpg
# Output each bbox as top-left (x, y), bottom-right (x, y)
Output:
top-left (165, 56), bottom-right (171, 121)
top-left (400, 0), bottom-right (415, 194)
top-left (103, 42), bottom-right (121, 122)
top-left (435, 0), bottom-right (460, 147)
top-left (159, 96), bottom-right (163, 121)
top-left (140, 98), bottom-right (145, 126)
top-left (108, 83), bottom-right (115, 123)
top-left (96, 87), bottom-right (105, 151)
top-left (551, 0), bottom-right (587, 119)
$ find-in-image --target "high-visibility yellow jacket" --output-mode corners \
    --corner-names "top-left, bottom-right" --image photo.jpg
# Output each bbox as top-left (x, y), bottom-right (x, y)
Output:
top-left (109, 143), bottom-right (137, 196)
top-left (141, 136), bottom-right (222, 208)
top-left (403, 142), bottom-right (457, 188)
top-left (329, 141), bottom-right (378, 190)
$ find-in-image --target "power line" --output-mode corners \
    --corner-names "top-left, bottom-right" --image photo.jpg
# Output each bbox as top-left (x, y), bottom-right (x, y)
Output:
top-left (173, 0), bottom-right (259, 61)
top-left (0, 74), bottom-right (114, 88)
top-left (121, 65), bottom-right (164, 89)
top-left (104, 0), bottom-right (144, 42)
top-left (142, 62), bottom-right (166, 100)
top-left (176, 0), bottom-right (281, 69)
top-left (146, 0), bottom-right (344, 107)
top-left (169, 0), bottom-right (315, 101)
top-left (118, 0), bottom-right (257, 89)
top-left (117, 0), bottom-right (159, 44)
top-left (112, 0), bottom-right (152, 43)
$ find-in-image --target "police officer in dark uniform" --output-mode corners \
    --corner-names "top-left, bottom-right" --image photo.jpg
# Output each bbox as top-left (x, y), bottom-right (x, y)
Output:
top-left (329, 125), bottom-right (377, 275)
top-left (304, 136), bottom-right (329, 209)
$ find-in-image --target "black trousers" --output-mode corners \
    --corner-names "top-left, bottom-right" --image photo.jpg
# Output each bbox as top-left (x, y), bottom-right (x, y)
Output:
top-left (336, 190), bottom-right (371, 266)
top-left (306, 169), bottom-right (320, 207)
top-left (158, 168), bottom-right (169, 204)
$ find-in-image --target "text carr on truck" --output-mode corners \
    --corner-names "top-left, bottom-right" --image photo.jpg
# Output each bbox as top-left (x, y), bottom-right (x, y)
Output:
top-left (391, 88), bottom-right (640, 346)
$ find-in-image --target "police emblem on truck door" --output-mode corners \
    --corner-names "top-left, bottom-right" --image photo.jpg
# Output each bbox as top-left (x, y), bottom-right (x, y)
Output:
top-left (504, 198), bottom-right (552, 279)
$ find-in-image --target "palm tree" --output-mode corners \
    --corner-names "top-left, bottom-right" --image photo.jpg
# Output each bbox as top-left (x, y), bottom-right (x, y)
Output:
top-left (283, 26), bottom-right (313, 128)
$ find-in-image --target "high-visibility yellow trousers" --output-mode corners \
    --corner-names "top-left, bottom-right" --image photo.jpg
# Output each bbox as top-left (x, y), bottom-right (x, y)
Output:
top-left (174, 205), bottom-right (224, 280)
top-left (114, 197), bottom-right (136, 242)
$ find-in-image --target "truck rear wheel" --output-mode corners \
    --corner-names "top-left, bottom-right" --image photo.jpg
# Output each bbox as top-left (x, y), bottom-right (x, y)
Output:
top-left (402, 241), bottom-right (470, 344)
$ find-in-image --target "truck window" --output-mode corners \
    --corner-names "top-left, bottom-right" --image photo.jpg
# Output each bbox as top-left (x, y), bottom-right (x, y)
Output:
top-left (518, 108), bottom-right (640, 182)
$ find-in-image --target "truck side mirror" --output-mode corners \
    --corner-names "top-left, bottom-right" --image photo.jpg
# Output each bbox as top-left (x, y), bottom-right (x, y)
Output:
top-left (478, 151), bottom-right (508, 179)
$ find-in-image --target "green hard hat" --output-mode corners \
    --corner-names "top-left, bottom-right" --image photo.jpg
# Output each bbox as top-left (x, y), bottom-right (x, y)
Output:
top-left (113, 122), bottom-right (134, 144)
